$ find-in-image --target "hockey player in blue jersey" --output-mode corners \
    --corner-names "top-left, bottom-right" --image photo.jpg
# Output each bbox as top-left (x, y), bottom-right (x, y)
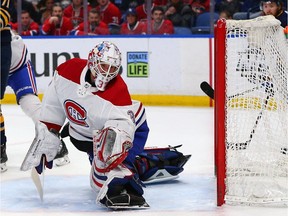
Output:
top-left (0, 31), bottom-right (70, 172)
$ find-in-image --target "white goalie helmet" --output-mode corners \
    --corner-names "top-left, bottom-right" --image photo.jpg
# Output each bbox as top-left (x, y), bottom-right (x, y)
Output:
top-left (87, 41), bottom-right (122, 91)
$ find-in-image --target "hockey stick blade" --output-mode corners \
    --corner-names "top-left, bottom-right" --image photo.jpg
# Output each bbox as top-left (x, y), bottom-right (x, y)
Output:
top-left (31, 167), bottom-right (44, 201)
top-left (200, 81), bottom-right (214, 99)
top-left (31, 157), bottom-right (45, 202)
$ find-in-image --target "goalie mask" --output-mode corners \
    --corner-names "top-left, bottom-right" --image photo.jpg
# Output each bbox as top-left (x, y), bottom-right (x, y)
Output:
top-left (87, 41), bottom-right (122, 91)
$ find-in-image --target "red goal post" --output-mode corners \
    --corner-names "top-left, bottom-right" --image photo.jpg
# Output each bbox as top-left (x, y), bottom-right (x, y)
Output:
top-left (214, 16), bottom-right (288, 206)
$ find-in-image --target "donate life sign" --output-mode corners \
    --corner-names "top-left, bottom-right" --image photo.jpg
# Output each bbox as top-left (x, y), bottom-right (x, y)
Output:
top-left (127, 52), bottom-right (149, 77)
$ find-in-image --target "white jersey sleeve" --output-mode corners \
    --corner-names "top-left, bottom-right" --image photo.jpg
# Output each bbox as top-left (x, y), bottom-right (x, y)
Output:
top-left (39, 72), bottom-right (67, 128)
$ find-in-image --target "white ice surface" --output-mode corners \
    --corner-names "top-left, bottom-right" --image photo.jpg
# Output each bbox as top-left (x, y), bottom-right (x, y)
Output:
top-left (1, 105), bottom-right (287, 216)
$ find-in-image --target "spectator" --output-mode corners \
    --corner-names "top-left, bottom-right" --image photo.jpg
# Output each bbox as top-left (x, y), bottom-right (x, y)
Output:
top-left (95, 0), bottom-right (122, 34)
top-left (11, 10), bottom-right (40, 36)
top-left (120, 8), bottom-right (145, 34)
top-left (154, 0), bottom-right (168, 5)
top-left (63, 0), bottom-right (92, 28)
top-left (219, 9), bottom-right (233, 20)
top-left (60, 0), bottom-right (71, 9)
top-left (37, 0), bottom-right (54, 25)
top-left (215, 0), bottom-right (242, 17)
top-left (88, 0), bottom-right (98, 7)
top-left (96, 0), bottom-right (122, 25)
top-left (110, 0), bottom-right (143, 14)
top-left (189, 0), bottom-right (210, 15)
top-left (143, 6), bottom-right (174, 35)
top-left (71, 9), bottom-right (110, 35)
top-left (11, 0), bottom-right (41, 24)
top-left (260, 0), bottom-right (287, 27)
top-left (136, 0), bottom-right (160, 21)
top-left (164, 0), bottom-right (194, 28)
top-left (41, 3), bottom-right (74, 35)
top-left (240, 0), bottom-right (262, 12)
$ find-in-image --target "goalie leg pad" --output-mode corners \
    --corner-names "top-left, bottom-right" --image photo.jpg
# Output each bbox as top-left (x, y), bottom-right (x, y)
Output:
top-left (20, 122), bottom-right (62, 171)
top-left (90, 152), bottom-right (147, 209)
top-left (134, 145), bottom-right (191, 183)
top-left (94, 163), bottom-right (147, 209)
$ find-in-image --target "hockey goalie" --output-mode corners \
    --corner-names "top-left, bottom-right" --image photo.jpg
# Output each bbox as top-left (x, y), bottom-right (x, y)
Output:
top-left (20, 41), bottom-right (191, 209)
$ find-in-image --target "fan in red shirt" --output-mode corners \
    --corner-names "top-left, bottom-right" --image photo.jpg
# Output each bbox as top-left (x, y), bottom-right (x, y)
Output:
top-left (95, 0), bottom-right (122, 25)
top-left (188, 0), bottom-right (210, 15)
top-left (143, 6), bottom-right (174, 35)
top-left (154, 0), bottom-right (168, 5)
top-left (135, 0), bottom-right (160, 21)
top-left (71, 9), bottom-right (110, 35)
top-left (41, 3), bottom-right (74, 36)
top-left (120, 8), bottom-right (145, 35)
top-left (63, 0), bottom-right (92, 28)
top-left (11, 10), bottom-right (40, 36)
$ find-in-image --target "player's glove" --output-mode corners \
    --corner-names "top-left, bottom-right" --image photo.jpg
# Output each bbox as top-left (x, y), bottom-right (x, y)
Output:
top-left (35, 155), bottom-right (53, 174)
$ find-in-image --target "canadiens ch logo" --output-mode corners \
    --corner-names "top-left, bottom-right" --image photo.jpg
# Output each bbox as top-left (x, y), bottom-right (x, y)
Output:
top-left (64, 100), bottom-right (88, 127)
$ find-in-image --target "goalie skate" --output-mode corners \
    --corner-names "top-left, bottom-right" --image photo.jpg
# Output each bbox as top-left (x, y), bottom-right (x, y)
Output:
top-left (100, 189), bottom-right (150, 210)
top-left (54, 140), bottom-right (70, 167)
top-left (0, 143), bottom-right (8, 173)
top-left (0, 162), bottom-right (7, 173)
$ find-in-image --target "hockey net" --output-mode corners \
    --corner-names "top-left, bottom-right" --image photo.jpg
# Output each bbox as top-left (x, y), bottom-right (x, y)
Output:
top-left (214, 15), bottom-right (288, 206)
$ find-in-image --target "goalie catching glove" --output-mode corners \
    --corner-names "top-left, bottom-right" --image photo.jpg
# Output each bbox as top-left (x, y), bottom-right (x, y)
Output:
top-left (20, 122), bottom-right (62, 174)
top-left (134, 145), bottom-right (191, 183)
top-left (93, 127), bottom-right (133, 173)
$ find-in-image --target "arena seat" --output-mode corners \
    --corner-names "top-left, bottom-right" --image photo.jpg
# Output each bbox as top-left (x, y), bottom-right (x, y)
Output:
top-left (191, 12), bottom-right (219, 34)
top-left (174, 27), bottom-right (192, 35)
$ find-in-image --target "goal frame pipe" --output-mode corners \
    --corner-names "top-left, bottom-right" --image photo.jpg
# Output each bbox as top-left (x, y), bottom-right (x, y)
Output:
top-left (214, 18), bottom-right (227, 206)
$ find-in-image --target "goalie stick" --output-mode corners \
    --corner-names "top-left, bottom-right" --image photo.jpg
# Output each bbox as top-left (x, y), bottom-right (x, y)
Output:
top-left (200, 81), bottom-right (262, 100)
top-left (31, 157), bottom-right (45, 202)
top-left (200, 81), bottom-right (214, 99)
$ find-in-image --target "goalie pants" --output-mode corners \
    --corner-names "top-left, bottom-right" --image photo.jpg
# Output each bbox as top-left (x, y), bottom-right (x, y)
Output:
top-left (8, 60), bottom-right (38, 104)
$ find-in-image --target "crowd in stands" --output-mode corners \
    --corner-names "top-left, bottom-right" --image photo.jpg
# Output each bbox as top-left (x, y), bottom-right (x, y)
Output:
top-left (9, 0), bottom-right (288, 36)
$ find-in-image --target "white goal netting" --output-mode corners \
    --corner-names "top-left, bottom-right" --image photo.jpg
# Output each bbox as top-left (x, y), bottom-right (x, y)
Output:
top-left (224, 15), bottom-right (288, 206)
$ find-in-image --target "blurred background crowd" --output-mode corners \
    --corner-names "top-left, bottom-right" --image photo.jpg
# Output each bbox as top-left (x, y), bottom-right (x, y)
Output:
top-left (9, 0), bottom-right (288, 36)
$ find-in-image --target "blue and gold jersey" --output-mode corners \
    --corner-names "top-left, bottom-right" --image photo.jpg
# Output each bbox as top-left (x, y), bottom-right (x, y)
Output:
top-left (1, 0), bottom-right (13, 43)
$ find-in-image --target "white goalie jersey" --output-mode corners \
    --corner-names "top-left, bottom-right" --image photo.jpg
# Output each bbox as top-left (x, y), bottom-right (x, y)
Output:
top-left (39, 58), bottom-right (136, 143)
